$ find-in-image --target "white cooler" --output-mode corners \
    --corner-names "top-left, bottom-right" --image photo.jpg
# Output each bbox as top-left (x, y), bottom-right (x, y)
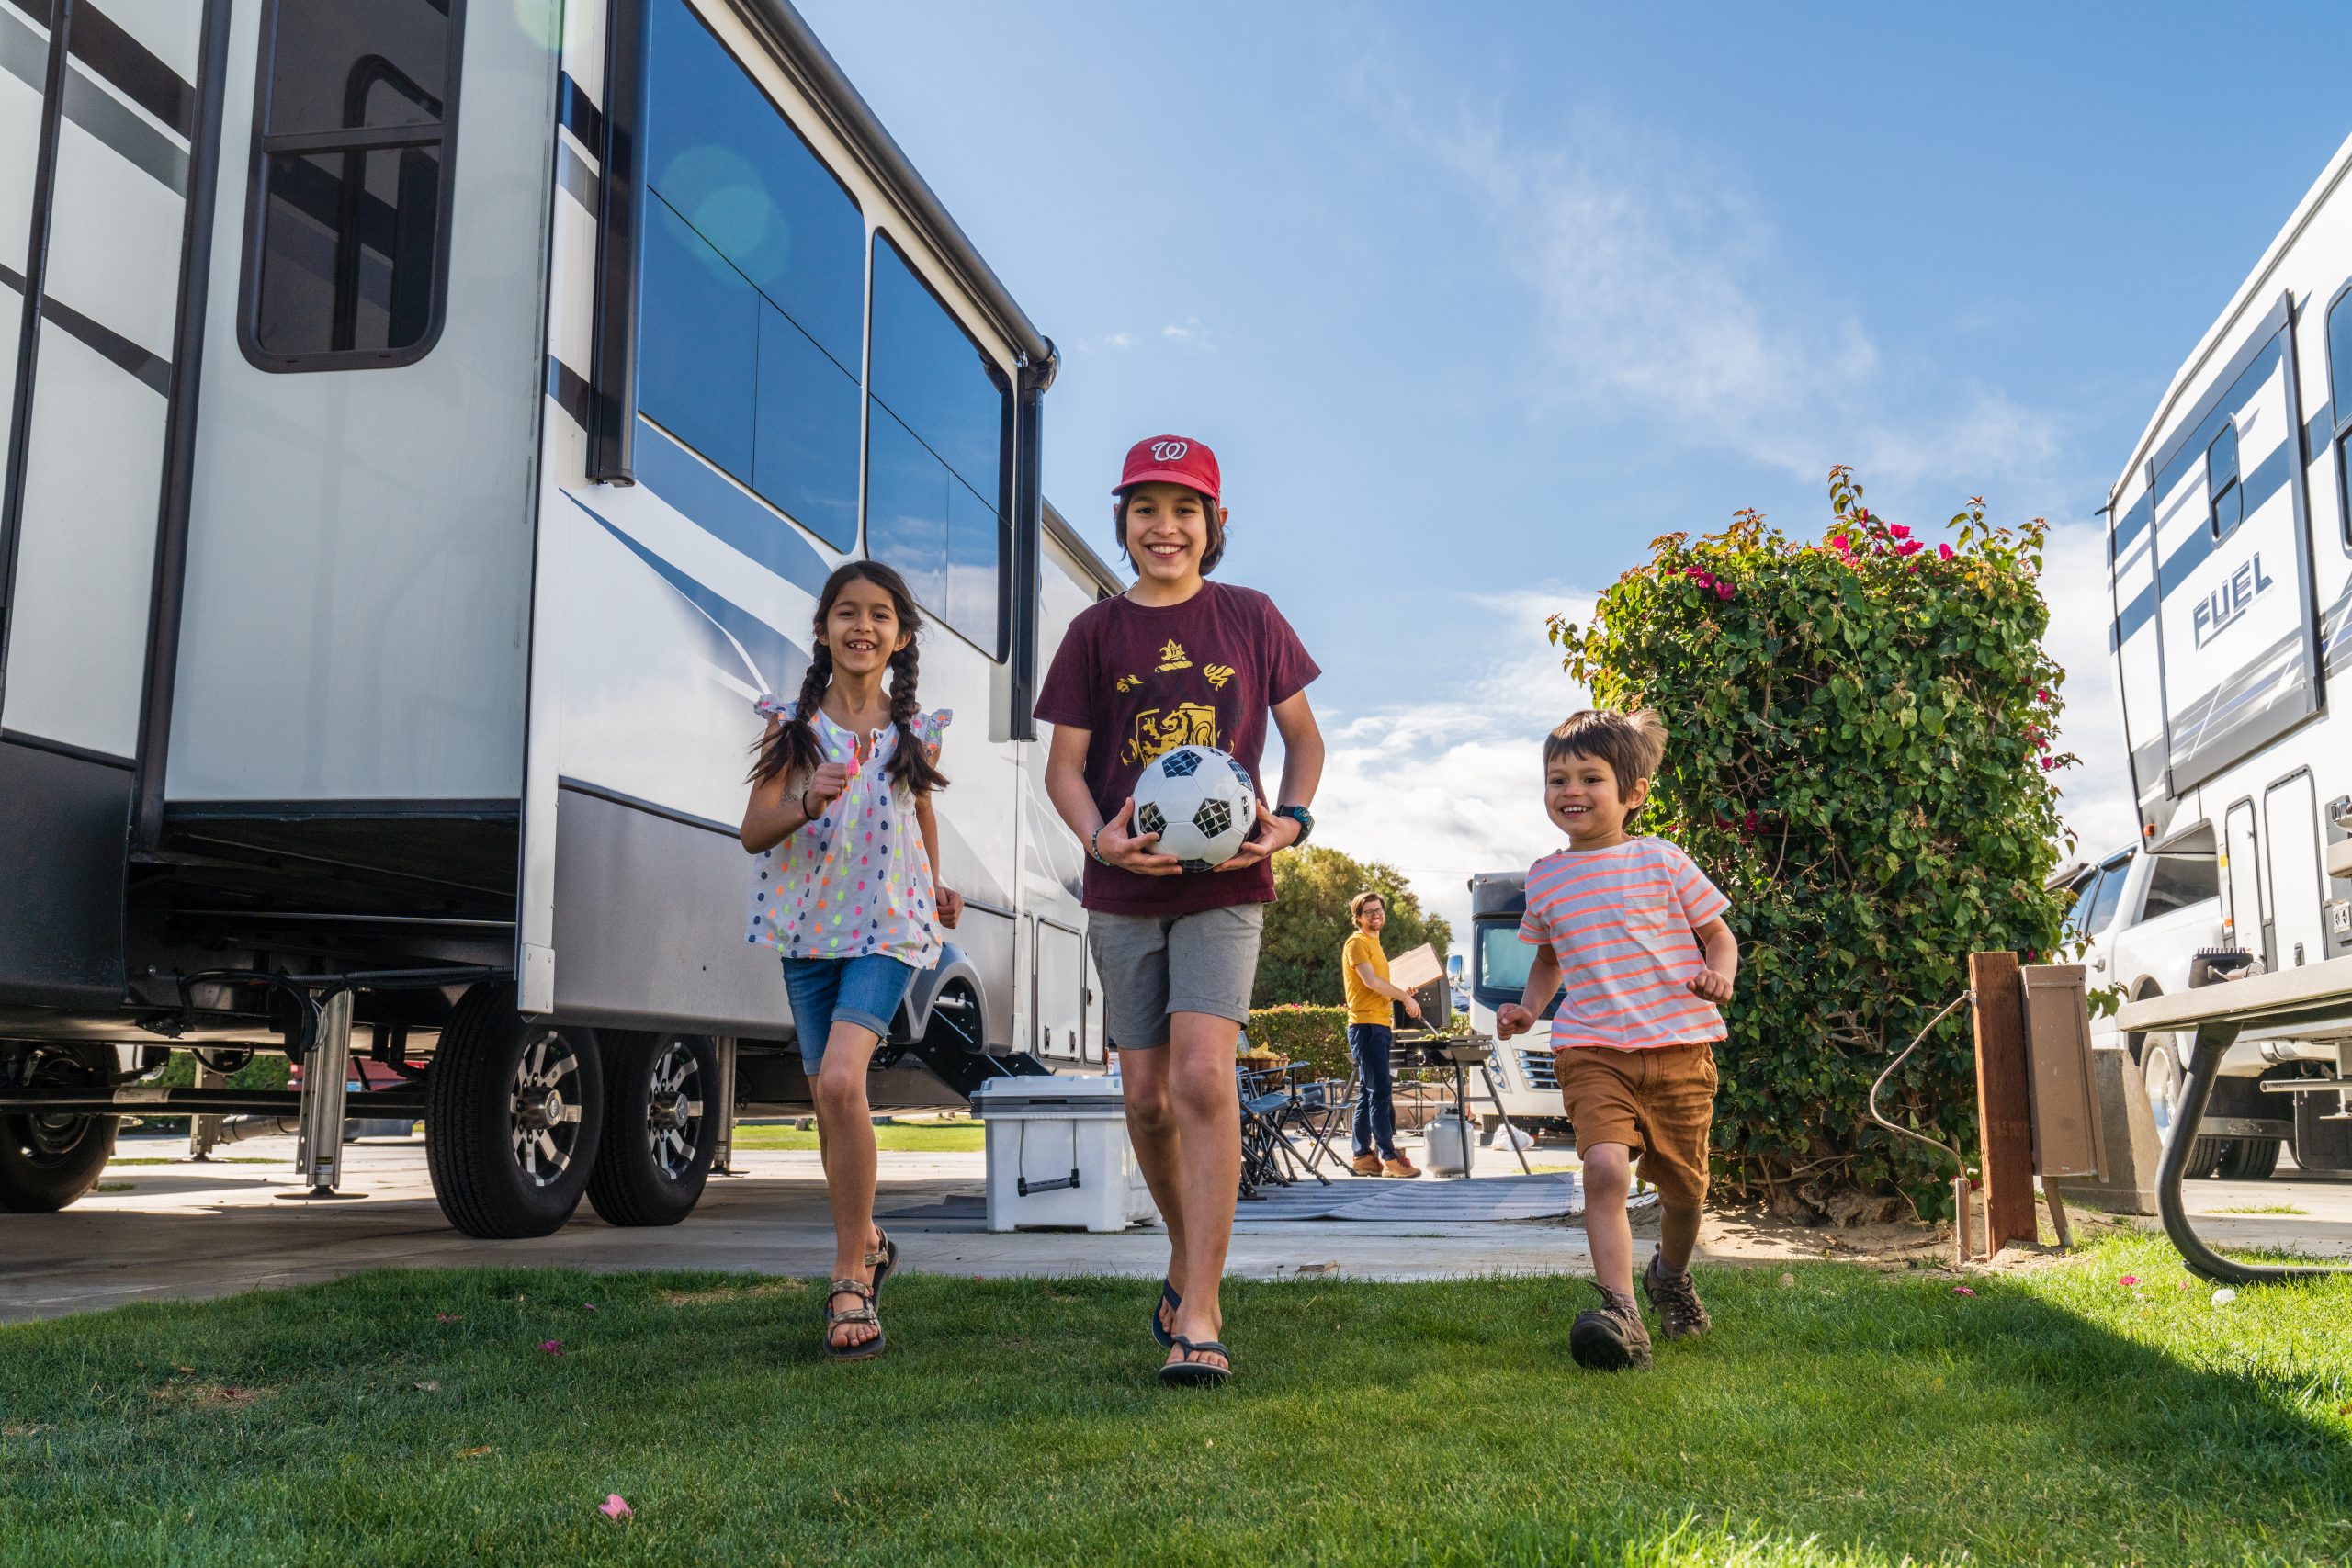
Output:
top-left (971, 1075), bottom-right (1158, 1233)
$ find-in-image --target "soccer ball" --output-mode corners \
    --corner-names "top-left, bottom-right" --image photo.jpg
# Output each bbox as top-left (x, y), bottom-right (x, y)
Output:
top-left (1131, 745), bottom-right (1259, 872)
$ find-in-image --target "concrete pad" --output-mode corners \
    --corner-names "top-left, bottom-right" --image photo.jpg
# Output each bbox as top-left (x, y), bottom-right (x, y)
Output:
top-left (0, 1134), bottom-right (1598, 1325)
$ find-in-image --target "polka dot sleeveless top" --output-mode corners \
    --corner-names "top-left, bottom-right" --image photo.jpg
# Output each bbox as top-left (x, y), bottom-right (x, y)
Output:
top-left (744, 695), bottom-right (950, 969)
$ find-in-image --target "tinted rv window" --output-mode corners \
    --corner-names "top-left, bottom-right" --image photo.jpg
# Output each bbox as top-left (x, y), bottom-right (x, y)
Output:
top-left (638, 0), bottom-right (864, 550)
top-left (2329, 286), bottom-right (2352, 545)
top-left (242, 0), bottom-right (463, 369)
top-left (2059, 869), bottom-right (2102, 939)
top-left (2206, 422), bottom-right (2240, 537)
top-left (2083, 860), bottom-right (2131, 933)
top-left (2144, 853), bottom-right (2221, 917)
top-left (866, 234), bottom-right (1009, 654)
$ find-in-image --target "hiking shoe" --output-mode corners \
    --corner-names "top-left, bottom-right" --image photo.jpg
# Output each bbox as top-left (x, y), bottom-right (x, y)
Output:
top-left (1642, 1252), bottom-right (1712, 1341)
top-left (1568, 1287), bottom-right (1652, 1371)
top-left (1382, 1155), bottom-right (1421, 1179)
top-left (1351, 1153), bottom-right (1384, 1177)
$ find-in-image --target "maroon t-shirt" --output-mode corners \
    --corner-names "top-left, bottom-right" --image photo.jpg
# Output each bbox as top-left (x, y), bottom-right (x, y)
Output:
top-left (1034, 581), bottom-right (1319, 915)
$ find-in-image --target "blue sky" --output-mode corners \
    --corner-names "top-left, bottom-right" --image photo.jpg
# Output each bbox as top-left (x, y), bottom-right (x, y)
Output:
top-left (802, 0), bottom-right (2352, 933)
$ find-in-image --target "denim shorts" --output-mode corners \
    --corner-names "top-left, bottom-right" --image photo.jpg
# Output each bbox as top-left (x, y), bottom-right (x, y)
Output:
top-left (780, 953), bottom-right (917, 1073)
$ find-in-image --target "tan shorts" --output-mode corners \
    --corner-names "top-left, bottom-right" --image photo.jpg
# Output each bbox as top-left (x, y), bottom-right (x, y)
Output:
top-left (1555, 1043), bottom-right (1718, 1210)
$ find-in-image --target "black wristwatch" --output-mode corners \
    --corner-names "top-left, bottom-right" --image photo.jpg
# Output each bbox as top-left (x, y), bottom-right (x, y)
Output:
top-left (1273, 804), bottom-right (1314, 845)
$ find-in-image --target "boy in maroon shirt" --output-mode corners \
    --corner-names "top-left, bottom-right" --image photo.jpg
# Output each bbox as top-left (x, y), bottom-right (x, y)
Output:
top-left (1035, 434), bottom-right (1324, 1386)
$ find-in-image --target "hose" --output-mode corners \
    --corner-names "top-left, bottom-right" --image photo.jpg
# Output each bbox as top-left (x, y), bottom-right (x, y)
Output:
top-left (1866, 991), bottom-right (1973, 1179)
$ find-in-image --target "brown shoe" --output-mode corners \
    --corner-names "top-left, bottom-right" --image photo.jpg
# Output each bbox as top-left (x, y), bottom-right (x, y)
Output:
top-left (1382, 1156), bottom-right (1421, 1179)
top-left (1642, 1251), bottom-right (1712, 1340)
top-left (1351, 1153), bottom-right (1384, 1177)
top-left (1569, 1286), bottom-right (1653, 1371)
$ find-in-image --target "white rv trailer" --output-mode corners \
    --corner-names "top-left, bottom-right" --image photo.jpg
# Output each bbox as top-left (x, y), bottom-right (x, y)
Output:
top-left (2102, 130), bottom-right (2352, 1179)
top-left (0, 0), bottom-right (1119, 1235)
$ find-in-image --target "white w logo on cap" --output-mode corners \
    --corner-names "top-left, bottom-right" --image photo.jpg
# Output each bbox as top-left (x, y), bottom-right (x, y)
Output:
top-left (1150, 439), bottom-right (1190, 462)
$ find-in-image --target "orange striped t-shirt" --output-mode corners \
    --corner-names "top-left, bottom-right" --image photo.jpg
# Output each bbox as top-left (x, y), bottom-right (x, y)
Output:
top-left (1517, 838), bottom-right (1730, 1052)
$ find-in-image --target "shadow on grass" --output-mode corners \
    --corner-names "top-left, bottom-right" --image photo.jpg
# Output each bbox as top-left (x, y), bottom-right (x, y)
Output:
top-left (0, 1235), bottom-right (2346, 1565)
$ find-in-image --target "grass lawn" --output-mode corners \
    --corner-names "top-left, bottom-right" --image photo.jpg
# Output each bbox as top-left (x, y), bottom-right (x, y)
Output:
top-left (2, 1234), bottom-right (2348, 1565)
top-left (728, 1120), bottom-right (985, 1154)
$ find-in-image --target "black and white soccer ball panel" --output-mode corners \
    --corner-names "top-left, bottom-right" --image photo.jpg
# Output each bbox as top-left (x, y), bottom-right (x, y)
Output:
top-left (1132, 744), bottom-right (1257, 869)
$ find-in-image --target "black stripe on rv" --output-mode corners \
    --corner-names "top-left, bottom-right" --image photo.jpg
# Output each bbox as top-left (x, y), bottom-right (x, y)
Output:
top-left (0, 4), bottom-right (188, 192)
top-left (0, 262), bottom-right (170, 396)
top-left (545, 355), bottom-right (592, 431)
top-left (558, 71), bottom-right (603, 154)
top-left (3, 0), bottom-right (194, 135)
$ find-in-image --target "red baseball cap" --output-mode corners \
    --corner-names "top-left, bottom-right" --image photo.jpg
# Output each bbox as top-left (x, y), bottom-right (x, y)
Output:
top-left (1114, 434), bottom-right (1220, 502)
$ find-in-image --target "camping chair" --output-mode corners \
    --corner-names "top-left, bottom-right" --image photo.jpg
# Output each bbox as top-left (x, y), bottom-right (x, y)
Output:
top-left (1237, 1066), bottom-right (1295, 1197)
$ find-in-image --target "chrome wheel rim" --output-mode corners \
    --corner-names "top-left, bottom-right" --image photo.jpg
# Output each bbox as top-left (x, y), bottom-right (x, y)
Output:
top-left (509, 1032), bottom-right (584, 1188)
top-left (643, 1038), bottom-right (705, 1181)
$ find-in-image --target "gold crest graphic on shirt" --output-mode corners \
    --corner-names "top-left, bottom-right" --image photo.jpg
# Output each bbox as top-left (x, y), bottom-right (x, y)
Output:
top-left (1156, 639), bottom-right (1193, 672)
top-left (1122, 704), bottom-right (1219, 765)
top-left (1114, 673), bottom-right (1144, 694)
top-left (1203, 663), bottom-right (1235, 691)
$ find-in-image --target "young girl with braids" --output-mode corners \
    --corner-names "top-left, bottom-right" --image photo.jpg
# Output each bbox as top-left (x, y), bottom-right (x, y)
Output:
top-left (740, 561), bottom-right (958, 1361)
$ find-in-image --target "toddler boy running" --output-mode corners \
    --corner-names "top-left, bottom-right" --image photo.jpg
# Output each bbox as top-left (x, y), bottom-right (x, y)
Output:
top-left (1496, 709), bottom-right (1738, 1371)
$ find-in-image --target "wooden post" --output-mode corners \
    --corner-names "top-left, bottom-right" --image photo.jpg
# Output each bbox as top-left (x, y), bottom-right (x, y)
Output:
top-left (1970, 952), bottom-right (2037, 1253)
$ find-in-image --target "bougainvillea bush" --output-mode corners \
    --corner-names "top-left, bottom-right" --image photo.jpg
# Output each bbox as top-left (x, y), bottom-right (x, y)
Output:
top-left (1549, 468), bottom-right (2074, 1216)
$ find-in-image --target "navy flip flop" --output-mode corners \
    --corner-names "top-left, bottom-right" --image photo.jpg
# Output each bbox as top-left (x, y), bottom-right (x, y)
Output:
top-left (1158, 1334), bottom-right (1232, 1388)
top-left (1151, 1280), bottom-right (1181, 1349)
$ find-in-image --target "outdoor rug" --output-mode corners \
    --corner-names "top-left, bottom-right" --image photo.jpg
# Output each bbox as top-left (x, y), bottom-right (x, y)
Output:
top-left (881, 1172), bottom-right (1585, 1224)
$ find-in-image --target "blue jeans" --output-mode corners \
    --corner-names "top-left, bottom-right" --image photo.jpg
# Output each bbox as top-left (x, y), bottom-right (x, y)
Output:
top-left (781, 954), bottom-right (917, 1074)
top-left (1350, 1023), bottom-right (1398, 1159)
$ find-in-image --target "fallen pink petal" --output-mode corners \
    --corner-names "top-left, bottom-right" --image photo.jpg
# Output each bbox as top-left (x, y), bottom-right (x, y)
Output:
top-left (600, 1495), bottom-right (632, 1521)
top-left (538, 1339), bottom-right (562, 1356)
top-left (2119, 1276), bottom-right (2140, 1288)
top-left (1951, 1286), bottom-right (1976, 1297)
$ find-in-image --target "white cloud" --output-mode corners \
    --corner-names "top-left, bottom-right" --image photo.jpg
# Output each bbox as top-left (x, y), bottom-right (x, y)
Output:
top-left (1159, 317), bottom-right (1217, 354)
top-left (1313, 586), bottom-right (1595, 937)
top-left (1364, 86), bottom-right (2067, 498)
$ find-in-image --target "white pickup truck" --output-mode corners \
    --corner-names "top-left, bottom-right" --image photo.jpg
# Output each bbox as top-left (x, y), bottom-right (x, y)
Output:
top-left (2053, 843), bottom-right (2326, 1179)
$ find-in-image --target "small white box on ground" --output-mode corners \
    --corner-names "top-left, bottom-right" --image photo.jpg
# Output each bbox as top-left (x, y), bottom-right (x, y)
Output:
top-left (972, 1075), bottom-right (1157, 1233)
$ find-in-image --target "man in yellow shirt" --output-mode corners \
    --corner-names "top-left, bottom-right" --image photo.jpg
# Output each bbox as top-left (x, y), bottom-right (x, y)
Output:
top-left (1341, 891), bottom-right (1422, 1178)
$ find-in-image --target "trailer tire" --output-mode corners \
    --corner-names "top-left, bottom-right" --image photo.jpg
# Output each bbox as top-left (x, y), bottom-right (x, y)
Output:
top-left (2217, 1136), bottom-right (2282, 1180)
top-left (586, 1032), bottom-right (717, 1227)
top-left (0, 1047), bottom-right (116, 1213)
top-left (424, 984), bottom-right (605, 1238)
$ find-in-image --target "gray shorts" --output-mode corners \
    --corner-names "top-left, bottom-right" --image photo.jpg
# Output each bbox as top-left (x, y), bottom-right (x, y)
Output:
top-left (1087, 903), bottom-right (1265, 1050)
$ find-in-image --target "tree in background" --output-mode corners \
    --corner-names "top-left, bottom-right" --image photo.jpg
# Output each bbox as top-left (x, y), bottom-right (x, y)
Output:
top-left (1549, 468), bottom-right (2071, 1219)
top-left (1255, 845), bottom-right (1452, 1009)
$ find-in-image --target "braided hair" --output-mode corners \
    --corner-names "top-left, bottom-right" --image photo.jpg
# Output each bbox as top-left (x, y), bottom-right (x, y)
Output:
top-left (749, 561), bottom-right (949, 795)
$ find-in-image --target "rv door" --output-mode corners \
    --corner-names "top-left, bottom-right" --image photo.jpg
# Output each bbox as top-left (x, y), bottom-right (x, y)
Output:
top-left (2263, 772), bottom-right (2326, 969)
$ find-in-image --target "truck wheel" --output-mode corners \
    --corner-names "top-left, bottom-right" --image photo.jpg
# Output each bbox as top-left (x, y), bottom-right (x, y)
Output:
top-left (2217, 1136), bottom-right (2282, 1180)
top-left (0, 1046), bottom-right (116, 1213)
top-left (586, 1032), bottom-right (716, 1226)
top-left (424, 983), bottom-right (605, 1238)
top-left (2141, 1039), bottom-right (2225, 1179)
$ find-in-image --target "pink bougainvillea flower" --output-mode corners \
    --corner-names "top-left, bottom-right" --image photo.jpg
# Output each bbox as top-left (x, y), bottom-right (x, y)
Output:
top-left (2119, 1275), bottom-right (2140, 1287)
top-left (538, 1339), bottom-right (563, 1356)
top-left (2035, 688), bottom-right (2049, 702)
top-left (1951, 1285), bottom-right (1977, 1297)
top-left (1830, 535), bottom-right (1850, 552)
top-left (1716, 583), bottom-right (1734, 600)
top-left (1894, 539), bottom-right (1924, 557)
top-left (600, 1495), bottom-right (632, 1521)
top-left (1887, 524), bottom-right (1911, 540)
top-left (1938, 542), bottom-right (1956, 560)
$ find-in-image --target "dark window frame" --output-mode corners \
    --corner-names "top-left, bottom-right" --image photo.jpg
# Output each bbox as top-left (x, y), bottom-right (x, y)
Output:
top-left (862, 226), bottom-right (1014, 663)
top-left (630, 0), bottom-right (866, 547)
top-left (2205, 419), bottom-right (2241, 540)
top-left (2326, 278), bottom-right (2352, 549)
top-left (235, 0), bottom-right (466, 374)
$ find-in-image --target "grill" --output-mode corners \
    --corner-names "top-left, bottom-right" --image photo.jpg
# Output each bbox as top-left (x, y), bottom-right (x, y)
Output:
top-left (1515, 1046), bottom-right (1559, 1091)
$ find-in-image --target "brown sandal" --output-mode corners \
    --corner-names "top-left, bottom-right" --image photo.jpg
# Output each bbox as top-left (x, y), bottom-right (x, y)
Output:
top-left (821, 1278), bottom-right (885, 1361)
